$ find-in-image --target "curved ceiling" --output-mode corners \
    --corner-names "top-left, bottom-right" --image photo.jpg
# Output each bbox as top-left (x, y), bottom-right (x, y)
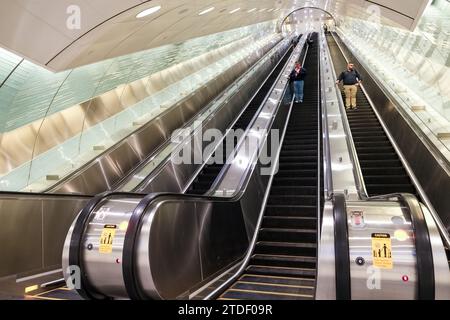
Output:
top-left (0, 0), bottom-right (430, 71)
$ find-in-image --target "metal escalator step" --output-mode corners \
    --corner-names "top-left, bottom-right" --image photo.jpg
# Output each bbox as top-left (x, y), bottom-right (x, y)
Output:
top-left (246, 265), bottom-right (316, 278)
top-left (268, 195), bottom-right (317, 206)
top-left (251, 254), bottom-right (316, 269)
top-left (240, 274), bottom-right (316, 287)
top-left (278, 163), bottom-right (316, 170)
top-left (355, 146), bottom-right (395, 154)
top-left (275, 169), bottom-right (317, 177)
top-left (360, 159), bottom-right (402, 167)
top-left (280, 150), bottom-right (318, 157)
top-left (263, 216), bottom-right (317, 229)
top-left (362, 167), bottom-right (407, 175)
top-left (272, 177), bottom-right (316, 186)
top-left (350, 126), bottom-right (384, 132)
top-left (366, 184), bottom-right (417, 195)
top-left (358, 153), bottom-right (400, 161)
top-left (229, 281), bottom-right (314, 296)
top-left (351, 131), bottom-right (387, 138)
top-left (364, 175), bottom-right (411, 184)
top-left (258, 228), bottom-right (317, 243)
top-left (254, 241), bottom-right (317, 256)
top-left (265, 205), bottom-right (317, 216)
top-left (282, 144), bottom-right (317, 150)
top-left (220, 288), bottom-right (313, 300)
top-left (278, 156), bottom-right (317, 163)
top-left (355, 141), bottom-right (392, 148)
top-left (352, 136), bottom-right (390, 143)
top-left (270, 186), bottom-right (317, 196)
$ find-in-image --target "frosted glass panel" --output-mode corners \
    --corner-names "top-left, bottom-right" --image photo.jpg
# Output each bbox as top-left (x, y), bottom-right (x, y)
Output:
top-left (0, 21), bottom-right (276, 133)
top-left (338, 0), bottom-right (450, 162)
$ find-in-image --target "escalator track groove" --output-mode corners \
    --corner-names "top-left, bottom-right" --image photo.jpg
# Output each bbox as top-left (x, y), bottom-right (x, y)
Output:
top-left (219, 33), bottom-right (320, 300)
top-left (188, 45), bottom-right (295, 195)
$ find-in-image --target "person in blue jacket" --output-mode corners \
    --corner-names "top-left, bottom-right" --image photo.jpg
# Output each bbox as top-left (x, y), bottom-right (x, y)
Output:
top-left (290, 62), bottom-right (308, 103)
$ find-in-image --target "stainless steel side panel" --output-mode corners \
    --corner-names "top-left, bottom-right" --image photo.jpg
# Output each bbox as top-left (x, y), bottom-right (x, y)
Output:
top-left (124, 40), bottom-right (290, 194)
top-left (0, 194), bottom-right (89, 279)
top-left (50, 37), bottom-right (282, 195)
top-left (315, 201), bottom-right (336, 300)
top-left (346, 201), bottom-right (417, 300)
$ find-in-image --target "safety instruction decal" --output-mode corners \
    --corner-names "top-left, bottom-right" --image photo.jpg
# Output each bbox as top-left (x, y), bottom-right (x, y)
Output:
top-left (372, 233), bottom-right (393, 269)
top-left (99, 225), bottom-right (117, 254)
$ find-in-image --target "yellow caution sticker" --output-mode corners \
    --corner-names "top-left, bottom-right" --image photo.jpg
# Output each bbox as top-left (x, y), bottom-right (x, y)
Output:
top-left (372, 233), bottom-right (393, 269)
top-left (99, 225), bottom-right (117, 254)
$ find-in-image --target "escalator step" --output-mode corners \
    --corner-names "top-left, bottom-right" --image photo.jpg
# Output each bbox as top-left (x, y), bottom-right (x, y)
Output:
top-left (268, 195), bottom-right (316, 206)
top-left (360, 159), bottom-right (403, 167)
top-left (272, 177), bottom-right (316, 186)
top-left (246, 265), bottom-right (316, 278)
top-left (220, 287), bottom-right (313, 300)
top-left (258, 228), bottom-right (317, 243)
top-left (270, 186), bottom-right (317, 196)
top-left (265, 205), bottom-right (317, 216)
top-left (366, 184), bottom-right (416, 195)
top-left (254, 241), bottom-right (317, 256)
top-left (362, 167), bottom-right (407, 175)
top-left (240, 274), bottom-right (316, 287)
top-left (364, 175), bottom-right (411, 184)
top-left (228, 281), bottom-right (314, 296)
top-left (278, 156), bottom-right (317, 163)
top-left (358, 153), bottom-right (400, 161)
top-left (251, 254), bottom-right (316, 269)
top-left (263, 216), bottom-right (317, 229)
top-left (355, 146), bottom-right (395, 154)
top-left (275, 169), bottom-right (317, 178)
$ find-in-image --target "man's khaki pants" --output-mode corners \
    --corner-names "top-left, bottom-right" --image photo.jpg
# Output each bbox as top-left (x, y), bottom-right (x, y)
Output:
top-left (344, 85), bottom-right (358, 108)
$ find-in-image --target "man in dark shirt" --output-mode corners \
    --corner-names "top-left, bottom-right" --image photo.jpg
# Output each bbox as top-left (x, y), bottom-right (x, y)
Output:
top-left (290, 62), bottom-right (308, 103)
top-left (336, 62), bottom-right (363, 110)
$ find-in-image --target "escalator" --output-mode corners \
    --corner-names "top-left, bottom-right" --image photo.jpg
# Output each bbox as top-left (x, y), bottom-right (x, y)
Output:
top-left (327, 33), bottom-right (450, 297)
top-left (219, 33), bottom-right (320, 300)
top-left (188, 45), bottom-right (295, 195)
top-left (326, 34), bottom-right (417, 197)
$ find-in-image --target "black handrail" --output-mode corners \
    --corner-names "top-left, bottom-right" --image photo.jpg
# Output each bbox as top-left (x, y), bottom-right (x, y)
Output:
top-left (399, 194), bottom-right (435, 300)
top-left (333, 193), bottom-right (351, 300)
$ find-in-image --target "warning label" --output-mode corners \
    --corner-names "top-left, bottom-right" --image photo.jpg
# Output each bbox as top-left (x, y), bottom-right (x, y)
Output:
top-left (99, 225), bottom-right (117, 254)
top-left (372, 233), bottom-right (393, 269)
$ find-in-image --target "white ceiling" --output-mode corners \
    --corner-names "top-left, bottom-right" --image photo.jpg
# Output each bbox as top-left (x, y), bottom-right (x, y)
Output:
top-left (0, 0), bottom-right (431, 71)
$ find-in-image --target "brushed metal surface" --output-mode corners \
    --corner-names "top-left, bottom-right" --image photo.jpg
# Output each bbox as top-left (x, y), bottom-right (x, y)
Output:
top-left (347, 201), bottom-right (417, 300)
top-left (117, 38), bottom-right (290, 194)
top-left (0, 193), bottom-right (88, 278)
top-left (49, 36), bottom-right (282, 195)
top-left (315, 201), bottom-right (336, 300)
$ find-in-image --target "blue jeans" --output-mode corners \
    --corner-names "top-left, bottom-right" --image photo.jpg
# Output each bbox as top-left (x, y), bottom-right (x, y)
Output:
top-left (294, 80), bottom-right (304, 102)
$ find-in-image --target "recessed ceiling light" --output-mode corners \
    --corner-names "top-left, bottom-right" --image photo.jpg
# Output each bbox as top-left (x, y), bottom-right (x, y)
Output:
top-left (230, 8), bottom-right (241, 14)
top-left (199, 7), bottom-right (215, 15)
top-left (247, 8), bottom-right (257, 13)
top-left (136, 6), bottom-right (161, 18)
top-left (259, 8), bottom-right (267, 12)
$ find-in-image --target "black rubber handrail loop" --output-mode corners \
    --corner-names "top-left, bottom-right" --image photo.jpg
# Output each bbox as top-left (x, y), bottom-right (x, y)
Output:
top-left (68, 191), bottom-right (110, 300)
top-left (400, 194), bottom-right (435, 300)
top-left (122, 193), bottom-right (162, 300)
top-left (333, 193), bottom-right (351, 300)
